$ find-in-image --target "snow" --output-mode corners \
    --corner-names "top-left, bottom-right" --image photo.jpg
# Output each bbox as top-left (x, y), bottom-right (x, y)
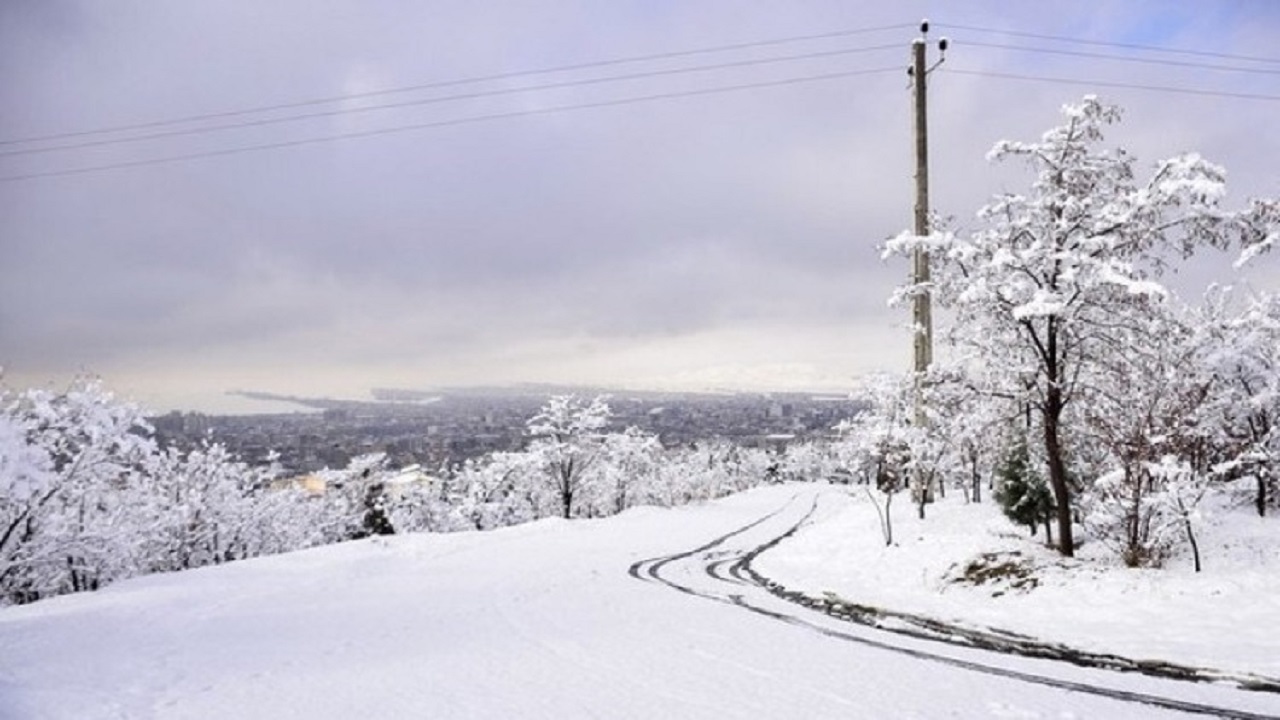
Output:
top-left (1011, 289), bottom-right (1066, 319)
top-left (1236, 232), bottom-right (1276, 269)
top-left (1153, 154), bottom-right (1227, 204)
top-left (1098, 264), bottom-right (1168, 299)
top-left (756, 488), bottom-right (1280, 680)
top-left (1, 485), bottom-right (1277, 719)
top-left (0, 410), bottom-right (47, 504)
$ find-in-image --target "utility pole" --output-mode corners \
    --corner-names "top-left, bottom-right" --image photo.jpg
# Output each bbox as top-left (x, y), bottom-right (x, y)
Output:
top-left (908, 20), bottom-right (945, 514)
top-left (911, 30), bottom-right (933, 383)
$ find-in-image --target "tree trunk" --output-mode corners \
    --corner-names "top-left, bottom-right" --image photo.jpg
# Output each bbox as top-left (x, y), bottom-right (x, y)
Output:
top-left (1183, 516), bottom-right (1202, 573)
top-left (884, 492), bottom-right (894, 546)
top-left (864, 487), bottom-right (893, 546)
top-left (559, 461), bottom-right (574, 519)
top-left (1257, 475), bottom-right (1268, 518)
top-left (1127, 469), bottom-right (1143, 565)
top-left (1042, 384), bottom-right (1075, 557)
top-left (970, 453), bottom-right (982, 503)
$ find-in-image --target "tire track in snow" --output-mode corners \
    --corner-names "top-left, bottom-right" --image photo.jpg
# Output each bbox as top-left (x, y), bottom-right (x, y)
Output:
top-left (629, 490), bottom-right (1280, 720)
top-left (627, 493), bottom-right (796, 595)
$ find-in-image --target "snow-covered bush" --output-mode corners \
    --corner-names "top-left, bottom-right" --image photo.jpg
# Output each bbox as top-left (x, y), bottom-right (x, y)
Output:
top-left (774, 441), bottom-right (843, 484)
top-left (2, 379), bottom-right (328, 604)
top-left (0, 383), bottom-right (817, 605)
top-left (352, 397), bottom-right (779, 535)
top-left (1083, 457), bottom-right (1214, 570)
top-left (143, 444), bottom-right (307, 571)
top-left (447, 451), bottom-right (543, 530)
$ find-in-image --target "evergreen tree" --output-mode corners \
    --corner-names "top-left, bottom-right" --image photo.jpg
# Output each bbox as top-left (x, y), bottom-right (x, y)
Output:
top-left (357, 482), bottom-right (396, 538)
top-left (994, 438), bottom-right (1054, 544)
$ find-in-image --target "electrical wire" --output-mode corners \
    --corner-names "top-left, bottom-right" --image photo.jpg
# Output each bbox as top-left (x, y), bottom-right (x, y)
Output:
top-left (5, 20), bottom-right (1276, 184)
top-left (959, 40), bottom-right (1280, 76)
top-left (946, 67), bottom-right (1280, 102)
top-left (0, 22), bottom-right (914, 147)
top-left (937, 22), bottom-right (1280, 66)
top-left (0, 43), bottom-right (900, 159)
top-left (0, 65), bottom-right (902, 183)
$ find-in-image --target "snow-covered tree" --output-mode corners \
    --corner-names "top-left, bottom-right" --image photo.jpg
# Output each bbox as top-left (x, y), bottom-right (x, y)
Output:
top-left (526, 395), bottom-right (612, 519)
top-left (774, 440), bottom-right (843, 484)
top-left (886, 96), bottom-right (1279, 556)
top-left (833, 374), bottom-right (920, 545)
top-left (594, 426), bottom-right (663, 515)
top-left (1, 378), bottom-right (343, 604)
top-left (1069, 295), bottom-right (1218, 567)
top-left (0, 378), bottom-right (155, 603)
top-left (383, 467), bottom-right (454, 534)
top-left (650, 440), bottom-right (772, 507)
top-left (910, 364), bottom-right (1019, 504)
top-left (143, 443), bottom-right (284, 571)
top-left (302, 452), bottom-right (403, 540)
top-left (1200, 289), bottom-right (1280, 517)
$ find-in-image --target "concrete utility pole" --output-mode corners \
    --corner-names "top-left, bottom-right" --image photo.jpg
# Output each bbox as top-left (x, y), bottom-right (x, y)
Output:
top-left (911, 32), bottom-right (933, 384)
top-left (909, 20), bottom-right (945, 512)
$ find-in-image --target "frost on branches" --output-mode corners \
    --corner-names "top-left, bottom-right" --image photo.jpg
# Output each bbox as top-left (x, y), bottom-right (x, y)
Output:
top-left (884, 96), bottom-right (1280, 560)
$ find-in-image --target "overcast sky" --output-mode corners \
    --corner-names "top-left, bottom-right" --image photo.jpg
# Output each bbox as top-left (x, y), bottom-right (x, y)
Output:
top-left (2, 1), bottom-right (1278, 413)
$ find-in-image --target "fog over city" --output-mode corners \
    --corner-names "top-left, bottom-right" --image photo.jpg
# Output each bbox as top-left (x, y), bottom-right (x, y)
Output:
top-left (2, 1), bottom-right (1277, 412)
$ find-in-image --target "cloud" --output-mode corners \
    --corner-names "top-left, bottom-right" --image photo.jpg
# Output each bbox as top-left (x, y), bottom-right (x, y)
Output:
top-left (1, 0), bottom-right (1276, 410)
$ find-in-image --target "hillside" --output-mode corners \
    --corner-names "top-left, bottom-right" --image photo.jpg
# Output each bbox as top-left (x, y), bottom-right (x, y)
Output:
top-left (0, 484), bottom-right (1276, 719)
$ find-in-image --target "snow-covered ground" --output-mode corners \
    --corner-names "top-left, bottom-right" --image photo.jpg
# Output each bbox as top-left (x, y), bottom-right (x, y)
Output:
top-left (755, 487), bottom-right (1280, 681)
top-left (0, 484), bottom-right (1276, 719)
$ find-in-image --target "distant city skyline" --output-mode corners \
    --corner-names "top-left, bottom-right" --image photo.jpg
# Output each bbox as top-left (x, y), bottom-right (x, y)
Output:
top-left (3, 1), bottom-right (1277, 413)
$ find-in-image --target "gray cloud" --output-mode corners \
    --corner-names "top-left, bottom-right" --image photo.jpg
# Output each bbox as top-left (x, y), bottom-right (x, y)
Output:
top-left (2, 0), bottom-right (1277, 410)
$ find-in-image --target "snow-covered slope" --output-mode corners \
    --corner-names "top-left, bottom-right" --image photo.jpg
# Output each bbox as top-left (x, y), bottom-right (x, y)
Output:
top-left (0, 485), bottom-right (1276, 719)
top-left (756, 489), bottom-right (1280, 680)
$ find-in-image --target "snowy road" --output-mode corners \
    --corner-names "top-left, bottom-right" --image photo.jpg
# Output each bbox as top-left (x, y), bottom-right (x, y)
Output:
top-left (1, 485), bottom-right (1276, 719)
top-left (629, 489), bottom-right (1279, 719)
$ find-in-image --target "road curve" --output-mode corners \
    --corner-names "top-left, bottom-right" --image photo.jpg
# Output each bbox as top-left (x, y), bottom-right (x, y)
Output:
top-left (629, 489), bottom-right (1280, 720)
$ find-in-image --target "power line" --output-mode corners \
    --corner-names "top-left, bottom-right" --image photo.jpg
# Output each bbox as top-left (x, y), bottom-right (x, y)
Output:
top-left (0, 43), bottom-right (900, 159)
top-left (938, 22), bottom-right (1280, 66)
top-left (946, 67), bottom-right (1280, 102)
top-left (961, 40), bottom-right (1280, 76)
top-left (0, 22), bottom-right (914, 147)
top-left (7, 20), bottom-right (1275, 184)
top-left (0, 66), bottom-right (902, 183)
